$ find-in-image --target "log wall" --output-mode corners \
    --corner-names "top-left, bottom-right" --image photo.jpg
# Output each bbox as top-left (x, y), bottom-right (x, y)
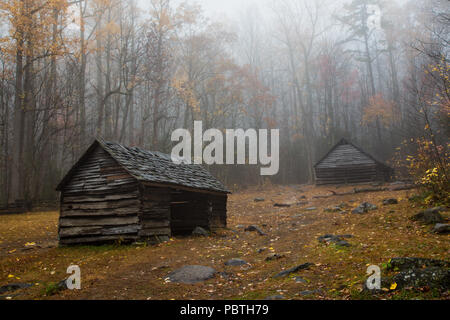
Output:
top-left (59, 146), bottom-right (140, 245)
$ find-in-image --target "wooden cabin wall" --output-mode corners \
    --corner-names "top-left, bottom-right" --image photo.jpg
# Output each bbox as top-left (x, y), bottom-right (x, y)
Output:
top-left (315, 164), bottom-right (377, 185)
top-left (138, 186), bottom-right (171, 240)
top-left (59, 146), bottom-right (140, 245)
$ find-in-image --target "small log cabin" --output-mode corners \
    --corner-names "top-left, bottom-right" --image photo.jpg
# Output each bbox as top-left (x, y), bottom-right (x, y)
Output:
top-left (314, 138), bottom-right (393, 185)
top-left (56, 139), bottom-right (229, 245)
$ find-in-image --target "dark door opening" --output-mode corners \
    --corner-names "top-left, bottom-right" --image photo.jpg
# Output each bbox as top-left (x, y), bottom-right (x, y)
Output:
top-left (170, 190), bottom-right (210, 236)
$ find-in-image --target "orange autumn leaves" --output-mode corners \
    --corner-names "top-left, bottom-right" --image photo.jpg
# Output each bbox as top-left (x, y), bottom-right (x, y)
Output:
top-left (362, 94), bottom-right (398, 127)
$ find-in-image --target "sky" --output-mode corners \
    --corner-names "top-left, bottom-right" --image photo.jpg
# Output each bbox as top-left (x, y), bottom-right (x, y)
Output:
top-left (137, 0), bottom-right (262, 22)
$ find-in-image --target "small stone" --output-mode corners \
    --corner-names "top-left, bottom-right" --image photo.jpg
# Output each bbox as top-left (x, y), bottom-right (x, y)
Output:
top-left (305, 207), bottom-right (317, 211)
top-left (299, 290), bottom-right (321, 296)
top-left (433, 223), bottom-right (450, 234)
top-left (192, 227), bottom-right (210, 237)
top-left (225, 258), bottom-right (248, 267)
top-left (245, 225), bottom-right (266, 236)
top-left (257, 247), bottom-right (267, 254)
top-left (352, 202), bottom-right (378, 214)
top-left (274, 203), bottom-right (291, 208)
top-left (383, 198), bottom-right (398, 205)
top-left (273, 263), bottom-right (313, 278)
top-left (265, 253), bottom-right (284, 261)
top-left (254, 198), bottom-right (265, 202)
top-left (324, 207), bottom-right (342, 213)
top-left (318, 234), bottom-right (352, 247)
top-left (295, 277), bottom-right (307, 283)
top-left (265, 295), bottom-right (284, 300)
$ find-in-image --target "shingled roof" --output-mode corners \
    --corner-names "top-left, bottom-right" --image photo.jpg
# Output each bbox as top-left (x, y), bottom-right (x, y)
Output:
top-left (56, 139), bottom-right (230, 194)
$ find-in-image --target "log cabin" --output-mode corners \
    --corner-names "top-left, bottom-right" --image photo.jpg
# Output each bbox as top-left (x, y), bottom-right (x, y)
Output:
top-left (314, 138), bottom-right (393, 185)
top-left (56, 139), bottom-right (229, 245)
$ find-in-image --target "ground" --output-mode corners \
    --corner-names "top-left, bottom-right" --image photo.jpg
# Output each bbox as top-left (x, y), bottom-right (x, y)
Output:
top-left (0, 184), bottom-right (448, 300)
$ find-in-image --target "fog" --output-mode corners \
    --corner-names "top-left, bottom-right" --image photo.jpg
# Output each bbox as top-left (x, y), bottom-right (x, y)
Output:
top-left (0, 0), bottom-right (448, 205)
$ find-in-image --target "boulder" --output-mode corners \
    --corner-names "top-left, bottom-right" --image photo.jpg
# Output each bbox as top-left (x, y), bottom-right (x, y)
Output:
top-left (411, 208), bottom-right (444, 224)
top-left (433, 223), bottom-right (450, 234)
top-left (393, 267), bottom-right (450, 290)
top-left (388, 257), bottom-right (450, 271)
top-left (166, 265), bottom-right (217, 284)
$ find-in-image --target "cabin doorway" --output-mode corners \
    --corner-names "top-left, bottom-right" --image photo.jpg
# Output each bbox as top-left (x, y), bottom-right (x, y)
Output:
top-left (170, 190), bottom-right (211, 236)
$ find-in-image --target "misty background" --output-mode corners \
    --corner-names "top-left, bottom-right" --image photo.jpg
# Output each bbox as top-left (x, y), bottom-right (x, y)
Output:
top-left (0, 0), bottom-right (448, 205)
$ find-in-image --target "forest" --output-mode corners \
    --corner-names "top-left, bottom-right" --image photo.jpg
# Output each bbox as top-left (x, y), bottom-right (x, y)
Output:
top-left (0, 0), bottom-right (448, 206)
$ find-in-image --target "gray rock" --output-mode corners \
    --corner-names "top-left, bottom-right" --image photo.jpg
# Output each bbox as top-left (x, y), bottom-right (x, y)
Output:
top-left (254, 198), bottom-right (265, 202)
top-left (393, 267), bottom-right (450, 290)
top-left (352, 202), bottom-right (378, 214)
top-left (388, 257), bottom-right (450, 271)
top-left (324, 207), bottom-right (342, 213)
top-left (257, 247), bottom-right (267, 254)
top-left (225, 258), bottom-right (248, 267)
top-left (411, 208), bottom-right (444, 224)
top-left (265, 253), bottom-right (284, 261)
top-left (273, 263), bottom-right (313, 278)
top-left (383, 198), bottom-right (398, 205)
top-left (265, 295), bottom-right (284, 300)
top-left (295, 277), bottom-right (307, 283)
top-left (305, 207), bottom-right (317, 211)
top-left (244, 225), bottom-right (266, 236)
top-left (433, 223), bottom-right (450, 234)
top-left (299, 289), bottom-right (322, 296)
top-left (166, 265), bottom-right (217, 284)
top-left (192, 227), bottom-right (210, 237)
top-left (274, 203), bottom-right (291, 208)
top-left (0, 283), bottom-right (33, 295)
top-left (318, 234), bottom-right (352, 247)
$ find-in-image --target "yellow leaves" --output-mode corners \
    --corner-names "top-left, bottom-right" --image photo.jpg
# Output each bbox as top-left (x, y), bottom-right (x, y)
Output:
top-left (390, 282), bottom-right (397, 290)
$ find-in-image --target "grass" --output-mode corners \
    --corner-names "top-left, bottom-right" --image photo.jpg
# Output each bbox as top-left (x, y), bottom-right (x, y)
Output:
top-left (0, 183), bottom-right (448, 300)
